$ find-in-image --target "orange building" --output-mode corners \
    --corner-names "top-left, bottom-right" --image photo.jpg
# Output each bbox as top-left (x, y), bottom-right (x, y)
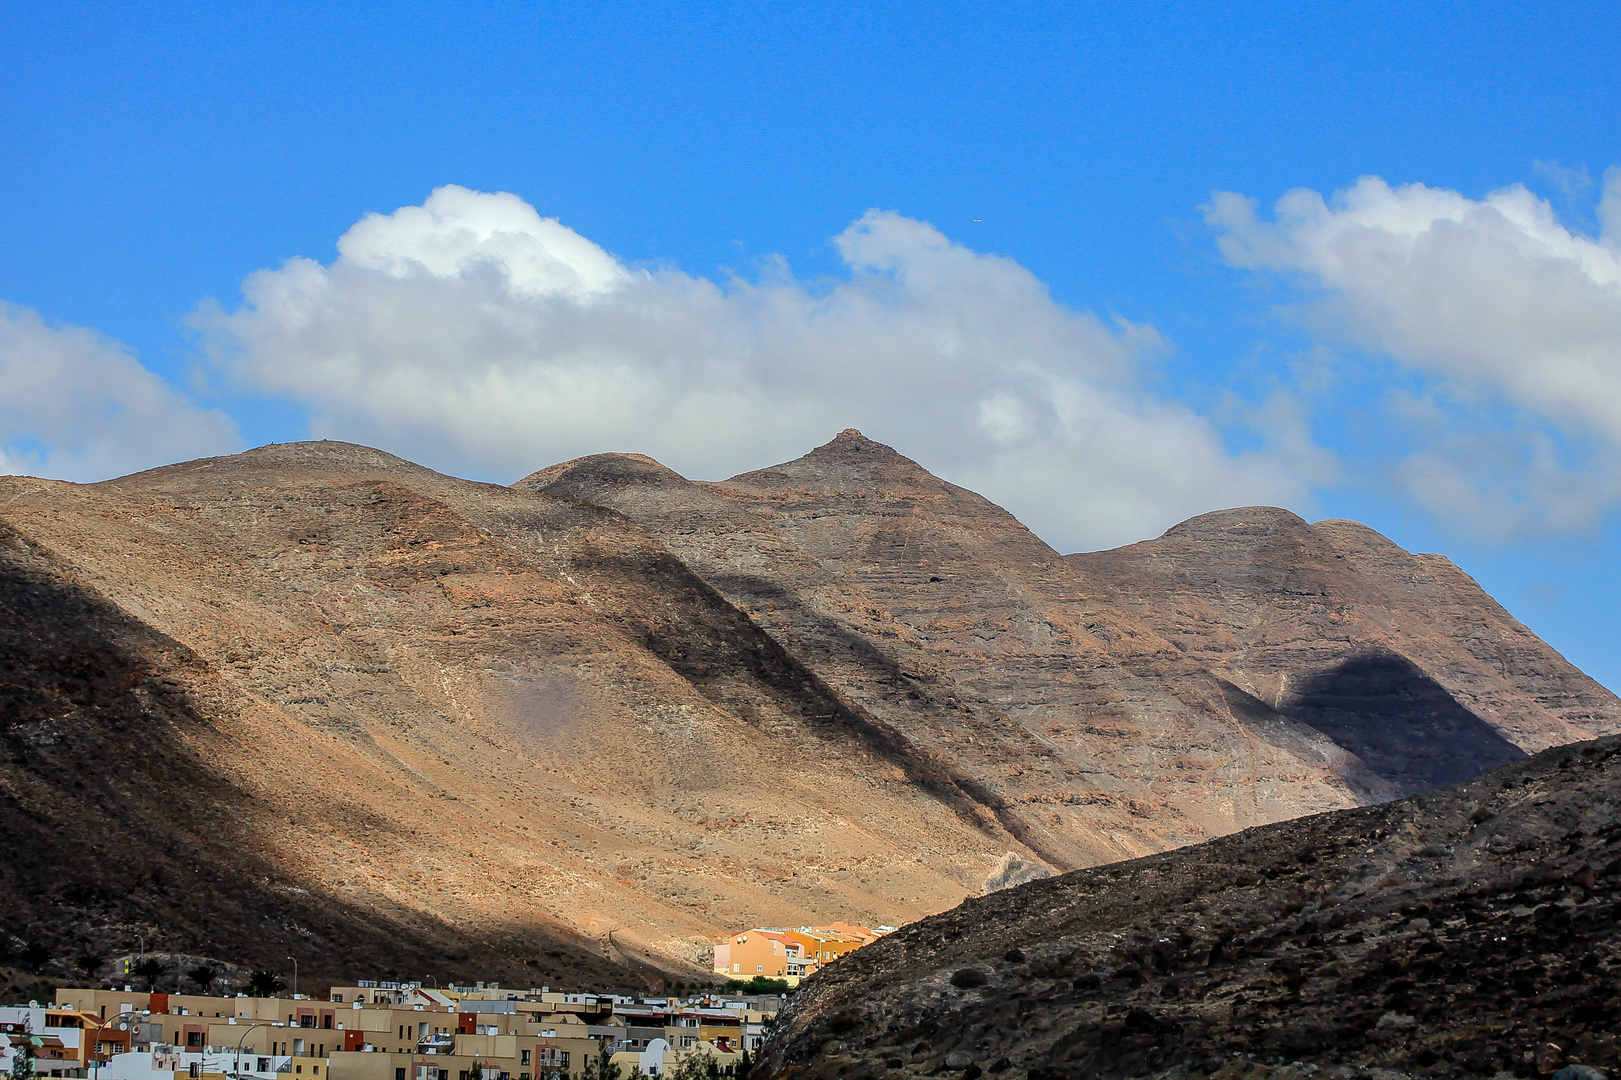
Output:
top-left (781, 929), bottom-right (862, 966)
top-left (713, 923), bottom-right (892, 985)
top-left (712, 930), bottom-right (808, 981)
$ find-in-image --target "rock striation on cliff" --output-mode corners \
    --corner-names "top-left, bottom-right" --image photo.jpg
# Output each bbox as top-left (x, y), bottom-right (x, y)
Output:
top-left (1, 430), bottom-right (1614, 993)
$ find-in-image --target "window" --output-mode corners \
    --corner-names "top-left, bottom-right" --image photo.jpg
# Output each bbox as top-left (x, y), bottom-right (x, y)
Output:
top-left (397, 1069), bottom-right (407, 1080)
top-left (296, 1067), bottom-right (302, 1074)
top-left (521, 1051), bottom-right (530, 1065)
top-left (261, 1060), bottom-right (271, 1072)
top-left (333, 995), bottom-right (343, 1003)
top-left (755, 966), bottom-right (762, 973)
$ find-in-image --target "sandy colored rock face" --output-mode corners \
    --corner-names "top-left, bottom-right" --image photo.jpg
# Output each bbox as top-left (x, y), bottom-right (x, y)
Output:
top-left (3, 432), bottom-right (1615, 987)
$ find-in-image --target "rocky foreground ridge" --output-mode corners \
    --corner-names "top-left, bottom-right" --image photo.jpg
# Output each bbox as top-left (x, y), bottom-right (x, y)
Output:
top-left (1, 430), bottom-right (1615, 993)
top-left (759, 735), bottom-right (1621, 1080)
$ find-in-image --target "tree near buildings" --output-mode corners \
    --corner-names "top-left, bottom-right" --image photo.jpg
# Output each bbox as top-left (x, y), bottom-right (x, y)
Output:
top-left (9, 1034), bottom-right (35, 1080)
top-left (133, 959), bottom-right (164, 991)
top-left (670, 1049), bottom-right (718, 1080)
top-left (244, 971), bottom-right (284, 998)
top-left (187, 966), bottom-right (218, 995)
top-left (589, 1040), bottom-right (622, 1080)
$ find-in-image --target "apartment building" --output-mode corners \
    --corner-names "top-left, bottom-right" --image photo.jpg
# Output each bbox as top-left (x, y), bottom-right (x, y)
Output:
top-left (711, 924), bottom-right (889, 986)
top-left (48, 985), bottom-right (769, 1080)
top-left (0, 1007), bottom-right (125, 1076)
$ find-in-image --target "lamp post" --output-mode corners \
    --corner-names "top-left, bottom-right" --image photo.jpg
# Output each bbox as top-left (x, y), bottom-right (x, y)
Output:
top-left (232, 1023), bottom-right (274, 1080)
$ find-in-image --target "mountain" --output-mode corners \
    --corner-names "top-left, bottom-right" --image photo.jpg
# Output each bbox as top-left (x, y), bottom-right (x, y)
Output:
top-left (757, 733), bottom-right (1621, 1080)
top-left (1067, 507), bottom-right (1618, 792)
top-left (1, 431), bottom-right (1614, 995)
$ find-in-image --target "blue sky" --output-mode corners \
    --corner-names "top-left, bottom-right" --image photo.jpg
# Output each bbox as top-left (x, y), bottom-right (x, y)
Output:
top-left (3, 0), bottom-right (1620, 688)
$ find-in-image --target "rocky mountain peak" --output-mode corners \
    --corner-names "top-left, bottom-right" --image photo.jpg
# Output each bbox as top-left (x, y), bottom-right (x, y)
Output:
top-left (516, 451), bottom-right (688, 501)
top-left (1158, 505), bottom-right (1311, 541)
top-left (725, 428), bottom-right (942, 494)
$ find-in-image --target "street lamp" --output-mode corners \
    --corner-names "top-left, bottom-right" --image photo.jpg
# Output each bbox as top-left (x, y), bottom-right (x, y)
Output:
top-left (233, 1023), bottom-right (275, 1080)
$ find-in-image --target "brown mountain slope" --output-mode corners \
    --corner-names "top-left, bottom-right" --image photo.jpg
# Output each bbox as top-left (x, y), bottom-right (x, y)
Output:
top-left (0, 442), bottom-right (1052, 990)
top-left (758, 734), bottom-right (1621, 1080)
top-left (1067, 507), bottom-right (1621, 794)
top-left (523, 430), bottom-right (1616, 863)
top-left (3, 433), bottom-right (1615, 991)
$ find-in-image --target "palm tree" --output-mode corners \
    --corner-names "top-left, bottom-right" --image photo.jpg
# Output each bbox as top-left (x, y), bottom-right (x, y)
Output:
top-left (187, 965), bottom-right (218, 994)
top-left (244, 970), bottom-right (284, 998)
top-left (75, 952), bottom-right (105, 978)
top-left (133, 958), bottom-right (164, 991)
top-left (19, 943), bottom-right (50, 971)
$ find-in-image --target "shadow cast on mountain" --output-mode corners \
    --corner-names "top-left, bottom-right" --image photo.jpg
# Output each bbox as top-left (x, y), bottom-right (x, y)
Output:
top-left (1283, 650), bottom-right (1526, 797)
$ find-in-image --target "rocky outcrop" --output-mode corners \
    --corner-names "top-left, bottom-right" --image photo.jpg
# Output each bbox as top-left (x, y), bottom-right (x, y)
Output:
top-left (758, 735), bottom-right (1621, 1080)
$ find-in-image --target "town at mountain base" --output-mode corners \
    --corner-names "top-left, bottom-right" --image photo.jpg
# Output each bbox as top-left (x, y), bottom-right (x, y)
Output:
top-left (1, 430), bottom-right (1615, 997)
top-left (756, 735), bottom-right (1621, 1080)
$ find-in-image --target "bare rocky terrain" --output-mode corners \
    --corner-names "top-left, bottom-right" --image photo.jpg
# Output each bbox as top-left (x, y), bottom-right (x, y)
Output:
top-left (2, 430), bottom-right (1615, 999)
top-left (759, 734), bottom-right (1621, 1080)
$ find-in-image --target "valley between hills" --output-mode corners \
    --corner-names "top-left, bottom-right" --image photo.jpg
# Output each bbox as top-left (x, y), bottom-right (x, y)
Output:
top-left (2, 430), bottom-right (1616, 998)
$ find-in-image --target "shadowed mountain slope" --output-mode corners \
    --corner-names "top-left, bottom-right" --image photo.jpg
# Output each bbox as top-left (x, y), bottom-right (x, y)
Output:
top-left (524, 431), bottom-right (1617, 859)
top-left (1067, 506), bottom-right (1619, 793)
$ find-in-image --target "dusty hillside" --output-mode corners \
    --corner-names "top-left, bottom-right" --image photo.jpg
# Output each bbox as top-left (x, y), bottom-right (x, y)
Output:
top-left (0, 441), bottom-right (1084, 993)
top-left (526, 431), bottom-right (1619, 860)
top-left (2, 432), bottom-right (1616, 993)
top-left (759, 734), bottom-right (1621, 1080)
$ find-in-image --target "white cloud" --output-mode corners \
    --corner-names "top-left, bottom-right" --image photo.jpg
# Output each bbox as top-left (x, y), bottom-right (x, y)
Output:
top-left (198, 184), bottom-right (1312, 551)
top-left (0, 302), bottom-right (239, 483)
top-left (1207, 171), bottom-right (1621, 537)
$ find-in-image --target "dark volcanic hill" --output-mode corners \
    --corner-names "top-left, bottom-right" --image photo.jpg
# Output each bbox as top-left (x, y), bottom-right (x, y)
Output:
top-left (758, 735), bottom-right (1621, 1080)
top-left (1, 431), bottom-right (1616, 998)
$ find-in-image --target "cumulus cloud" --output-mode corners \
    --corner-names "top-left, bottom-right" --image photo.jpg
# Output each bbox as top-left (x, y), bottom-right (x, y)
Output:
top-left (0, 302), bottom-right (239, 483)
top-left (1207, 171), bottom-right (1621, 537)
top-left (198, 184), bottom-right (1313, 550)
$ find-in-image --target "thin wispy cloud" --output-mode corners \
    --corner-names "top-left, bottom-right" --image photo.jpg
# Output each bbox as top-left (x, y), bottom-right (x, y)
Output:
top-left (1208, 171), bottom-right (1621, 538)
top-left (0, 302), bottom-right (239, 483)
